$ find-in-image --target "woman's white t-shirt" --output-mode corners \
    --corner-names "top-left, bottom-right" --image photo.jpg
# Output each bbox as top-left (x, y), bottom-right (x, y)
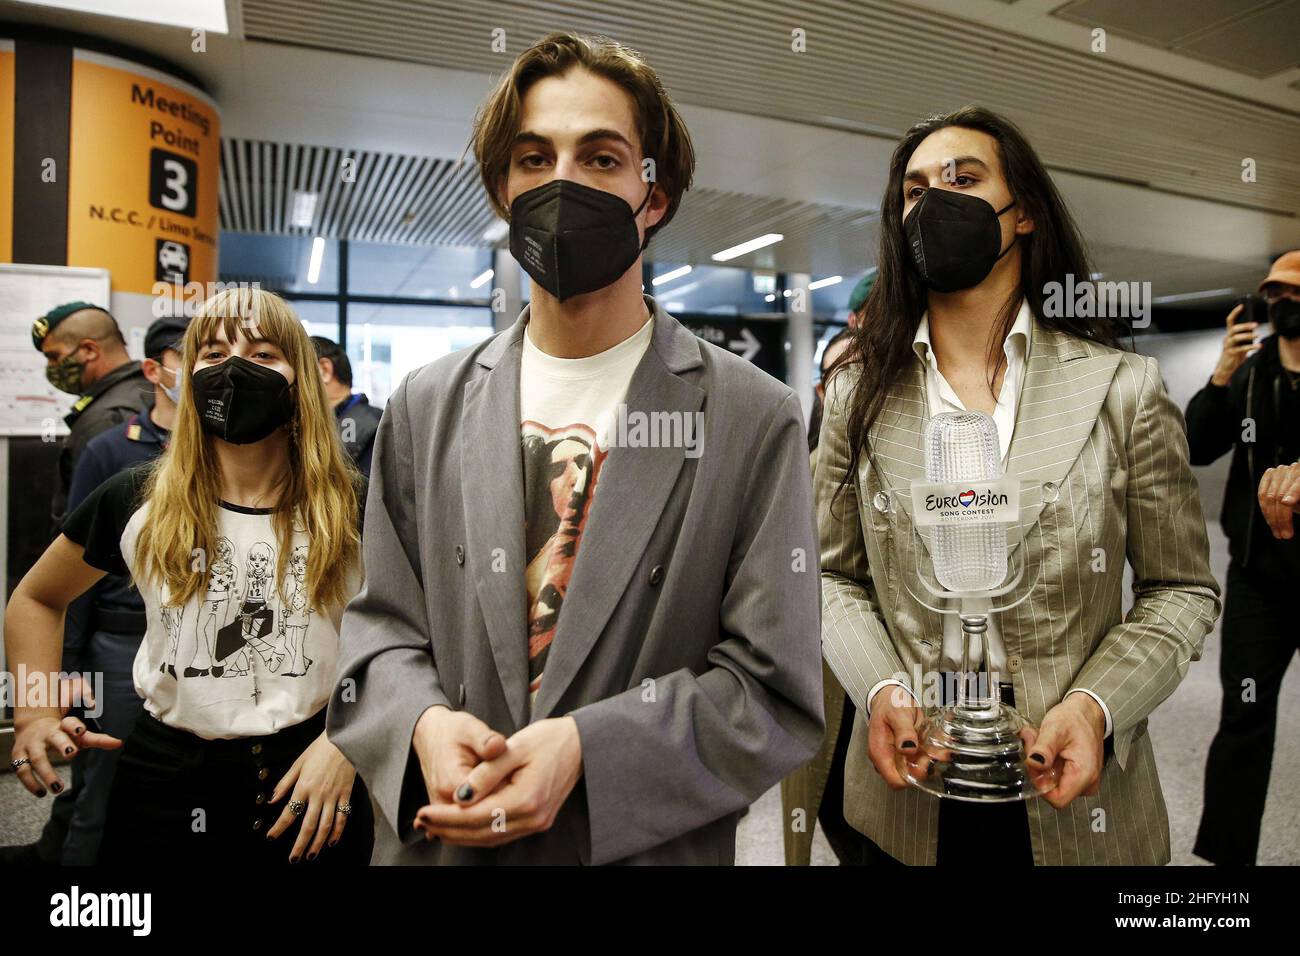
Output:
top-left (62, 468), bottom-right (361, 740)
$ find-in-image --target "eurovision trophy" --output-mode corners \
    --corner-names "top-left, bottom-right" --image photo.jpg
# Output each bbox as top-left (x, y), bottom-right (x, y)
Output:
top-left (893, 411), bottom-right (1059, 802)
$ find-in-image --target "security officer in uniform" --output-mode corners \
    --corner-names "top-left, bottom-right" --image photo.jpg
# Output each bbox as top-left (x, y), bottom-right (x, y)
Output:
top-left (311, 335), bottom-right (383, 476)
top-left (32, 301), bottom-right (149, 532)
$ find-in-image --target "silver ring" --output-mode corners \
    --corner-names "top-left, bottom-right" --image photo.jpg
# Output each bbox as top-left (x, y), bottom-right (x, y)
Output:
top-left (10, 757), bottom-right (30, 770)
top-left (336, 803), bottom-right (352, 815)
top-left (288, 799), bottom-right (306, 815)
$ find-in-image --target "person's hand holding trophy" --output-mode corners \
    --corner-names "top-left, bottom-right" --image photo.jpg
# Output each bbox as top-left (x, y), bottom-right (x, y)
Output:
top-left (889, 410), bottom-right (1070, 804)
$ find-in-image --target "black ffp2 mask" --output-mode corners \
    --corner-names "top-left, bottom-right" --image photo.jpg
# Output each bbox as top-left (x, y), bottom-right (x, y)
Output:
top-left (191, 355), bottom-right (294, 445)
top-left (1268, 296), bottom-right (1300, 339)
top-left (509, 179), bottom-right (652, 302)
top-left (904, 188), bottom-right (1018, 293)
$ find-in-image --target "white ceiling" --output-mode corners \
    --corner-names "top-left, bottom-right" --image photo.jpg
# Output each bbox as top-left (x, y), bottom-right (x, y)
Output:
top-left (3, 0), bottom-right (1298, 299)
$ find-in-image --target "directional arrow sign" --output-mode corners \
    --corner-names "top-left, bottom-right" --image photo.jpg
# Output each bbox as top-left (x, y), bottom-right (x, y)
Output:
top-left (729, 327), bottom-right (761, 361)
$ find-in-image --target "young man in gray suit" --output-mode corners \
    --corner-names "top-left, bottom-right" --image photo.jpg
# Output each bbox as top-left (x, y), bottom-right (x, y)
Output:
top-left (326, 32), bottom-right (824, 865)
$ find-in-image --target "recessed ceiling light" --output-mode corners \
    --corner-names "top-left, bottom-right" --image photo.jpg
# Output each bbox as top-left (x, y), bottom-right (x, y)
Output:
top-left (712, 233), bottom-right (783, 262)
top-left (290, 191), bottom-right (318, 229)
top-left (808, 275), bottom-right (843, 290)
top-left (652, 265), bottom-right (692, 286)
top-left (306, 236), bottom-right (325, 285)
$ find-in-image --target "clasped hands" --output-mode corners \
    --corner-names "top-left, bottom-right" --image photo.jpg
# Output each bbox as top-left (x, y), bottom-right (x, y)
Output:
top-left (411, 705), bottom-right (583, 847)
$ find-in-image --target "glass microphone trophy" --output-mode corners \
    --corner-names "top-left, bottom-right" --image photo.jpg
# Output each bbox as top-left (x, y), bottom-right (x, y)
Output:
top-left (893, 411), bottom-right (1059, 802)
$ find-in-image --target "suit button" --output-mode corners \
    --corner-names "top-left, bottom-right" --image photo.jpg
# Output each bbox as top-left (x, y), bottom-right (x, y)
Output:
top-left (1007, 655), bottom-right (1023, 673)
top-left (257, 768), bottom-right (269, 781)
top-left (649, 565), bottom-right (664, 586)
top-left (255, 793), bottom-right (265, 805)
top-left (252, 818), bottom-right (263, 831)
top-left (873, 491), bottom-right (891, 513)
top-left (455, 545), bottom-right (465, 566)
top-left (458, 683), bottom-right (467, 707)
top-left (251, 743), bottom-right (263, 755)
top-left (1041, 482), bottom-right (1059, 503)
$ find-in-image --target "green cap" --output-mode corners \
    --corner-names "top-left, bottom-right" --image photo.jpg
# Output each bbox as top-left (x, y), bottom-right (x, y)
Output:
top-left (847, 270), bottom-right (877, 313)
top-left (32, 301), bottom-right (110, 351)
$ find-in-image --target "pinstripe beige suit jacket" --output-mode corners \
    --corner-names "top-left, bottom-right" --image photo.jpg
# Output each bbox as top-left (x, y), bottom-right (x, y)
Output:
top-left (817, 323), bottom-right (1221, 865)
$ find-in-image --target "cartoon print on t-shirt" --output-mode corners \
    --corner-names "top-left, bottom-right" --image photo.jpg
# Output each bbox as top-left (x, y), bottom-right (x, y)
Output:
top-left (522, 421), bottom-right (607, 697)
top-left (158, 603), bottom-right (186, 679)
top-left (279, 545), bottom-right (313, 676)
top-left (188, 536), bottom-right (237, 678)
top-left (217, 541), bottom-right (279, 677)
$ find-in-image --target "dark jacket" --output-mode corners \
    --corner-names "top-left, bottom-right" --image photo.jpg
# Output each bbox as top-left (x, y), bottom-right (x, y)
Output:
top-left (67, 402), bottom-right (169, 635)
top-left (335, 393), bottom-right (383, 476)
top-left (1185, 334), bottom-right (1300, 573)
top-left (53, 360), bottom-right (149, 531)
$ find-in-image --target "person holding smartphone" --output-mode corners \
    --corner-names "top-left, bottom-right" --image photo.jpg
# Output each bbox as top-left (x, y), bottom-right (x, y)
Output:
top-left (5, 289), bottom-right (373, 866)
top-left (1186, 249), bottom-right (1300, 865)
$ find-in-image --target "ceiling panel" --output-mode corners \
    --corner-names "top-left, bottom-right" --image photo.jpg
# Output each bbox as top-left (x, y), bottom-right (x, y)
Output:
top-left (1055, 0), bottom-right (1300, 77)
top-left (234, 0), bottom-right (1300, 217)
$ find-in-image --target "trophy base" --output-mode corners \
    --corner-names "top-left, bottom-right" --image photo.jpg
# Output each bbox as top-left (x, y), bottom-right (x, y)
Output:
top-left (896, 701), bottom-right (1059, 803)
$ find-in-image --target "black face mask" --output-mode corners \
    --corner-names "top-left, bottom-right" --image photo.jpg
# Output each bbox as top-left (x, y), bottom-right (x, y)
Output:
top-left (191, 356), bottom-right (294, 445)
top-left (1269, 296), bottom-right (1300, 339)
top-left (904, 188), bottom-right (1018, 293)
top-left (509, 179), bottom-right (652, 302)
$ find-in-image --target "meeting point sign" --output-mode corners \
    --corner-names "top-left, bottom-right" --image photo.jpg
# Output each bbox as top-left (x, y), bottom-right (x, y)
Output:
top-left (66, 49), bottom-right (220, 296)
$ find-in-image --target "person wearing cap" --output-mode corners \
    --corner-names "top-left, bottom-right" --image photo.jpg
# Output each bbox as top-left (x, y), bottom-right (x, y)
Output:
top-left (31, 302), bottom-right (148, 533)
top-left (1, 317), bottom-right (184, 866)
top-left (1186, 249), bottom-right (1300, 865)
top-left (310, 336), bottom-right (383, 477)
top-left (844, 269), bottom-right (876, 329)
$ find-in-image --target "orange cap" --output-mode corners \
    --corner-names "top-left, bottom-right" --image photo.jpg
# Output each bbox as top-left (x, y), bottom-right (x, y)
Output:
top-left (1259, 250), bottom-right (1300, 293)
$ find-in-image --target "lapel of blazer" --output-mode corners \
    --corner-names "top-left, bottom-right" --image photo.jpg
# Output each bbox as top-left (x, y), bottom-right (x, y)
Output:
top-left (1003, 324), bottom-right (1122, 558)
top-left (461, 313), bottom-right (531, 731)
top-left (868, 323), bottom-right (1123, 549)
top-left (531, 299), bottom-right (705, 720)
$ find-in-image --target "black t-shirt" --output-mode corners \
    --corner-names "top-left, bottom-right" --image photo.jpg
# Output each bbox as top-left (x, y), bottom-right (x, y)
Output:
top-left (62, 465), bottom-right (152, 578)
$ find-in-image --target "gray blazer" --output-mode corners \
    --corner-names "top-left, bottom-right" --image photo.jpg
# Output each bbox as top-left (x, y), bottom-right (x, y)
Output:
top-left (818, 325), bottom-right (1221, 865)
top-left (327, 297), bottom-right (824, 865)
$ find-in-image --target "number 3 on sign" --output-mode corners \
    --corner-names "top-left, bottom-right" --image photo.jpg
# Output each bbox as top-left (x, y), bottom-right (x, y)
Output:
top-left (149, 148), bottom-right (198, 217)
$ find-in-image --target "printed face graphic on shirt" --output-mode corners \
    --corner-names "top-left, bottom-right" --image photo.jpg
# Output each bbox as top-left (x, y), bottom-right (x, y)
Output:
top-left (245, 542), bottom-right (273, 602)
top-left (522, 421), bottom-right (608, 695)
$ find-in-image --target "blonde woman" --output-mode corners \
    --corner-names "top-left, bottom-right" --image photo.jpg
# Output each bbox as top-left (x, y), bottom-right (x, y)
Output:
top-left (5, 289), bottom-right (372, 865)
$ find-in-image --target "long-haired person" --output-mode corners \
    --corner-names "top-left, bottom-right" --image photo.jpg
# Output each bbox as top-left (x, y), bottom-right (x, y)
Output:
top-left (817, 106), bottom-right (1221, 865)
top-left (4, 289), bottom-right (373, 865)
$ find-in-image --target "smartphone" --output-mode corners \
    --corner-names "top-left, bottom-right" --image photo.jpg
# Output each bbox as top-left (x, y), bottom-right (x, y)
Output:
top-left (1233, 293), bottom-right (1267, 327)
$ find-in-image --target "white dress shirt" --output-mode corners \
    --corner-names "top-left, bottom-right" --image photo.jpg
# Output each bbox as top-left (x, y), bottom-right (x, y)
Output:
top-left (866, 300), bottom-right (1112, 736)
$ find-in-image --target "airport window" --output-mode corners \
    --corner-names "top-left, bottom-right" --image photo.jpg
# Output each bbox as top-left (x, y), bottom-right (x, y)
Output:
top-left (218, 232), bottom-right (494, 405)
top-left (647, 262), bottom-right (779, 315)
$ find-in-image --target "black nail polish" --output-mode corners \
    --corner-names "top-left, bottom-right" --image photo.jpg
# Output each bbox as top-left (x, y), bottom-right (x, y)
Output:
top-left (900, 741), bottom-right (916, 750)
top-left (307, 852), bottom-right (317, 861)
top-left (1030, 753), bottom-right (1046, 764)
top-left (290, 856), bottom-right (299, 864)
top-left (74, 727), bottom-right (84, 735)
top-left (36, 790), bottom-right (47, 798)
top-left (65, 747), bottom-right (74, 755)
top-left (455, 783), bottom-right (474, 801)
top-left (329, 839), bottom-right (338, 847)
top-left (51, 782), bottom-right (63, 793)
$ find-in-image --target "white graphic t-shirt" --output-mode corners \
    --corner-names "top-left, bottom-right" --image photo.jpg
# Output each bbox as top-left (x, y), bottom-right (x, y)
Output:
top-left (62, 468), bottom-right (361, 740)
top-left (520, 315), bottom-right (654, 712)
